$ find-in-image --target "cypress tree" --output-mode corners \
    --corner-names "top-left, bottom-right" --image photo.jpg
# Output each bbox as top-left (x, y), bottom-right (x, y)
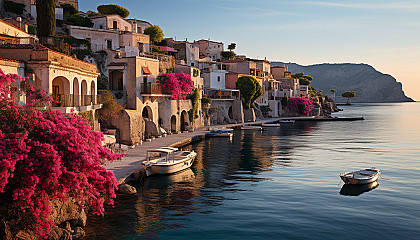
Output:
top-left (36, 0), bottom-right (56, 38)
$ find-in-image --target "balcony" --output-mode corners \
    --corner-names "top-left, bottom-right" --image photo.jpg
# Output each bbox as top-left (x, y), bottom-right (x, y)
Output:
top-left (141, 83), bottom-right (171, 97)
top-left (52, 94), bottom-right (97, 107)
top-left (204, 88), bottom-right (240, 100)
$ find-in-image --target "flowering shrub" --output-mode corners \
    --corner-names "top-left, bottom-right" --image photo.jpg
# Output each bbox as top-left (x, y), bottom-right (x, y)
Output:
top-left (157, 72), bottom-right (193, 100)
top-left (0, 69), bottom-right (121, 238)
top-left (286, 97), bottom-right (314, 114)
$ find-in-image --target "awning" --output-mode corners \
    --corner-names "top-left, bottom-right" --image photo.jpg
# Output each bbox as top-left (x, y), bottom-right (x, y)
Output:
top-left (142, 66), bottom-right (151, 74)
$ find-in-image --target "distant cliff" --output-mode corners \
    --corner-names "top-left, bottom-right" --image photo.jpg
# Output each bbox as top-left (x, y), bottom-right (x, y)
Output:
top-left (271, 62), bottom-right (414, 103)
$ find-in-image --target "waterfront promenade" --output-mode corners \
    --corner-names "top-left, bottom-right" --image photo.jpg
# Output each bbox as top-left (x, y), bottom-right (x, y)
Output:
top-left (105, 119), bottom-right (281, 183)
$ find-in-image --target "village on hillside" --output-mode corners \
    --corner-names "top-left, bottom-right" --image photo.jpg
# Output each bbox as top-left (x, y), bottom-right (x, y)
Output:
top-left (0, 0), bottom-right (340, 146)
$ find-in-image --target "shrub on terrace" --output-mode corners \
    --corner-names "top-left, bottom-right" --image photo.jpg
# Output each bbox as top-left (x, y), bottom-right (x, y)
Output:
top-left (0, 69), bottom-right (121, 238)
top-left (157, 72), bottom-right (193, 100)
top-left (236, 75), bottom-right (262, 109)
top-left (67, 14), bottom-right (94, 28)
top-left (286, 97), bottom-right (314, 114)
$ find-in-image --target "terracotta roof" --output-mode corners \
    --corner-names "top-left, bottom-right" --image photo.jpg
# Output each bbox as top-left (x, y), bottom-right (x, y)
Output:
top-left (0, 43), bottom-right (47, 49)
top-left (223, 59), bottom-right (245, 63)
top-left (0, 57), bottom-right (20, 63)
top-left (142, 66), bottom-right (152, 74)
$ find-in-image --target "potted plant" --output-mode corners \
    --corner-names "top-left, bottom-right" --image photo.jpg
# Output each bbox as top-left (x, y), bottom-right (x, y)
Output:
top-left (202, 97), bottom-right (211, 107)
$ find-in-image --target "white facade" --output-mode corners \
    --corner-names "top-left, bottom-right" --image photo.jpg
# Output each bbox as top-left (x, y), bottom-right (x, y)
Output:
top-left (91, 15), bottom-right (132, 31)
top-left (203, 68), bottom-right (227, 89)
top-left (68, 25), bottom-right (120, 51)
top-left (186, 42), bottom-right (199, 67)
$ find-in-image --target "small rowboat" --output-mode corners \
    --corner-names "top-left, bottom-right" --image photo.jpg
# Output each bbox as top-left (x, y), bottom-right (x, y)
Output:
top-left (340, 168), bottom-right (381, 185)
top-left (241, 125), bottom-right (262, 130)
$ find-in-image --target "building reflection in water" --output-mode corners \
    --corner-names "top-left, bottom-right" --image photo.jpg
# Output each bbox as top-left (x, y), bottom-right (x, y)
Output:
top-left (85, 122), bottom-right (319, 239)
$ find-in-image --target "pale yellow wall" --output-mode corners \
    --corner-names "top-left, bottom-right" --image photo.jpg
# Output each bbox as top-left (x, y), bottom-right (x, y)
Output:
top-left (0, 20), bottom-right (31, 38)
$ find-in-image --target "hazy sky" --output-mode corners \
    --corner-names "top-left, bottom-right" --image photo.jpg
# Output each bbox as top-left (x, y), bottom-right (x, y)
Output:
top-left (80, 0), bottom-right (420, 100)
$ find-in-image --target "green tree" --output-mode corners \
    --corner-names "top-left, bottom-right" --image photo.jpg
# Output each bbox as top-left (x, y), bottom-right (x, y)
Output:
top-left (236, 75), bottom-right (262, 109)
top-left (228, 43), bottom-right (236, 51)
top-left (60, 3), bottom-right (78, 15)
top-left (144, 25), bottom-right (164, 44)
top-left (67, 14), bottom-right (94, 27)
top-left (97, 4), bottom-right (130, 18)
top-left (221, 51), bottom-right (235, 60)
top-left (292, 72), bottom-right (313, 86)
top-left (36, 0), bottom-right (56, 38)
top-left (341, 91), bottom-right (356, 104)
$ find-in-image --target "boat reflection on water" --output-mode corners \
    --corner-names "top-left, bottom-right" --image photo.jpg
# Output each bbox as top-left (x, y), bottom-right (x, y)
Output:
top-left (340, 181), bottom-right (379, 196)
top-left (146, 168), bottom-right (195, 188)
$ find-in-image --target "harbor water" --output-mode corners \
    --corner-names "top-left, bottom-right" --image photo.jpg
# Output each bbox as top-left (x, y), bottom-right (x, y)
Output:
top-left (85, 102), bottom-right (420, 240)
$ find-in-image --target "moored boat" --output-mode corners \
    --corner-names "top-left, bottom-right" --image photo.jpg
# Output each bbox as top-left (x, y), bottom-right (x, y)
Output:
top-left (339, 168), bottom-right (381, 185)
top-left (142, 148), bottom-right (197, 177)
top-left (279, 120), bottom-right (295, 123)
top-left (262, 121), bottom-right (280, 127)
top-left (241, 125), bottom-right (262, 130)
top-left (206, 129), bottom-right (233, 137)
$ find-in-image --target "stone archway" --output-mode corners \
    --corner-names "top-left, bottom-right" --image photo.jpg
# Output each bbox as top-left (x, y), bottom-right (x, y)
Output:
top-left (180, 110), bottom-right (188, 132)
top-left (91, 81), bottom-right (96, 104)
top-left (81, 80), bottom-right (88, 105)
top-left (73, 78), bottom-right (79, 106)
top-left (52, 76), bottom-right (70, 107)
top-left (170, 115), bottom-right (177, 133)
top-left (142, 106), bottom-right (153, 121)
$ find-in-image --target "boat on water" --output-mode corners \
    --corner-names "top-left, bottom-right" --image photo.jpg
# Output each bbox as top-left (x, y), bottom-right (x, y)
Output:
top-left (262, 121), bottom-right (281, 127)
top-left (339, 168), bottom-right (381, 185)
top-left (142, 147), bottom-right (197, 177)
top-left (206, 129), bottom-right (233, 137)
top-left (279, 120), bottom-right (295, 123)
top-left (241, 125), bottom-right (262, 130)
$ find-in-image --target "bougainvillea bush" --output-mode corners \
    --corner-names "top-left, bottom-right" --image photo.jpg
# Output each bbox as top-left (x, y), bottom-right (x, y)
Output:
top-left (156, 72), bottom-right (193, 100)
top-left (286, 97), bottom-right (314, 115)
top-left (0, 69), bottom-right (121, 238)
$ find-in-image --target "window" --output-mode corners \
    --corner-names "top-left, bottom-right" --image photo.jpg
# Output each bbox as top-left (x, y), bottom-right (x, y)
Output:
top-left (191, 63), bottom-right (194, 67)
top-left (113, 21), bottom-right (117, 29)
top-left (137, 27), bottom-right (142, 33)
top-left (125, 26), bottom-right (128, 31)
top-left (107, 40), bottom-right (112, 49)
top-left (217, 76), bottom-right (221, 82)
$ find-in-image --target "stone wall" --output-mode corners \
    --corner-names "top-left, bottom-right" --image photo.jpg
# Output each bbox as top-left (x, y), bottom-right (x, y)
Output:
top-left (111, 109), bottom-right (145, 145)
top-left (209, 99), bottom-right (244, 125)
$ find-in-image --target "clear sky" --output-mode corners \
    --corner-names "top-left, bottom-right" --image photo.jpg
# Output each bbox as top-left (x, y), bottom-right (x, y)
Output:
top-left (79, 0), bottom-right (420, 100)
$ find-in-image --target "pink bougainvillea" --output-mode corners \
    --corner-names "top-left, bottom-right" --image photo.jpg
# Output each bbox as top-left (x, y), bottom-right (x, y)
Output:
top-left (157, 72), bottom-right (193, 100)
top-left (0, 69), bottom-right (121, 238)
top-left (286, 97), bottom-right (314, 114)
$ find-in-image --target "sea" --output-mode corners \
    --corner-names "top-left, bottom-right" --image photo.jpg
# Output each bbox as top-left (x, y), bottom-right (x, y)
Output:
top-left (85, 102), bottom-right (420, 240)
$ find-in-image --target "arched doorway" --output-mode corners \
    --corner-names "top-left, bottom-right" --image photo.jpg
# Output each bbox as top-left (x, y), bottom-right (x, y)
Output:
top-left (73, 78), bottom-right (79, 106)
top-left (91, 81), bottom-right (96, 104)
top-left (170, 115), bottom-right (177, 133)
top-left (180, 110), bottom-right (188, 132)
top-left (142, 106), bottom-right (153, 121)
top-left (81, 80), bottom-right (88, 105)
top-left (52, 76), bottom-right (70, 107)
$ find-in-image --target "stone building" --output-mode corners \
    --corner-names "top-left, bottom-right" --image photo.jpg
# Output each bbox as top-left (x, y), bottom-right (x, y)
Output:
top-left (195, 39), bottom-right (224, 61)
top-left (166, 38), bottom-right (199, 67)
top-left (0, 44), bottom-right (101, 115)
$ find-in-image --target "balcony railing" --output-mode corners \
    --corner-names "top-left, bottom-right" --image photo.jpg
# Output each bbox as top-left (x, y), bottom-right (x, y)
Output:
top-left (52, 94), bottom-right (97, 107)
top-left (142, 83), bottom-right (170, 95)
top-left (204, 88), bottom-right (240, 100)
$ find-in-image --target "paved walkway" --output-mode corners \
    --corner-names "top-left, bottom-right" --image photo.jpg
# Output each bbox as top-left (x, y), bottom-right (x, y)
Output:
top-left (104, 118), bottom-right (281, 183)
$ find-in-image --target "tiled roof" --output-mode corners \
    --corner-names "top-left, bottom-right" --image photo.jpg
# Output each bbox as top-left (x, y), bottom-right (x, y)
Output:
top-left (0, 57), bottom-right (20, 63)
top-left (0, 43), bottom-right (47, 49)
top-left (0, 19), bottom-right (28, 34)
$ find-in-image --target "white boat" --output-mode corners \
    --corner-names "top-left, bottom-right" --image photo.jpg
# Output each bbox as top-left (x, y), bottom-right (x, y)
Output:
top-left (142, 147), bottom-right (197, 177)
top-left (262, 121), bottom-right (280, 127)
top-left (280, 120), bottom-right (295, 123)
top-left (241, 125), bottom-right (262, 130)
top-left (340, 168), bottom-right (381, 185)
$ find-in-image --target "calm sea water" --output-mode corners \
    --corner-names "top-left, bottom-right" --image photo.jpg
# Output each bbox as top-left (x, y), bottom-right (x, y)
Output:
top-left (85, 102), bottom-right (420, 240)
